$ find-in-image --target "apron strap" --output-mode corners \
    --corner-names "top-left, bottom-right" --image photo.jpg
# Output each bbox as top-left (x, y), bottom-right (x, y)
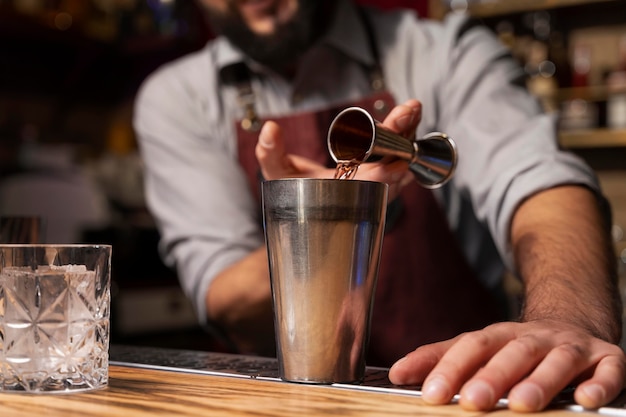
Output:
top-left (221, 62), bottom-right (263, 132)
top-left (357, 6), bottom-right (386, 93)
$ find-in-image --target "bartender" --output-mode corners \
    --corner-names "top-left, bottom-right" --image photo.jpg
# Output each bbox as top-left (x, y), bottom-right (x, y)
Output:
top-left (133, 0), bottom-right (624, 412)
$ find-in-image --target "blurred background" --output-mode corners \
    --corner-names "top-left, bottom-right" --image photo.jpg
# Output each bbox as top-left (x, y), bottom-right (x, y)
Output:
top-left (0, 0), bottom-right (624, 350)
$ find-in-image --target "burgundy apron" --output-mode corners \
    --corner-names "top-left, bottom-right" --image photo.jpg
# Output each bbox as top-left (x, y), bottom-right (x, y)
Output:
top-left (229, 14), bottom-right (504, 367)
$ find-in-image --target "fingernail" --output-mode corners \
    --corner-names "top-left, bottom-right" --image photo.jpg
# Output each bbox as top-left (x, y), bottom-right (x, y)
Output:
top-left (462, 380), bottom-right (495, 410)
top-left (581, 384), bottom-right (606, 404)
top-left (423, 377), bottom-right (451, 404)
top-left (259, 123), bottom-right (274, 148)
top-left (508, 383), bottom-right (544, 412)
top-left (388, 356), bottom-right (408, 382)
top-left (394, 109), bottom-right (416, 131)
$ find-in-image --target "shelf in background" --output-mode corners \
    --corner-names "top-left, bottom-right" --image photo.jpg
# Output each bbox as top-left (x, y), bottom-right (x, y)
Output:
top-left (560, 128), bottom-right (626, 148)
top-left (466, 0), bottom-right (618, 18)
top-left (557, 86), bottom-right (626, 102)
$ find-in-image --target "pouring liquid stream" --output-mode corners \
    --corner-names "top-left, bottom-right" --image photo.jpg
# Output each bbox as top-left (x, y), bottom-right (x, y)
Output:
top-left (334, 161), bottom-right (361, 180)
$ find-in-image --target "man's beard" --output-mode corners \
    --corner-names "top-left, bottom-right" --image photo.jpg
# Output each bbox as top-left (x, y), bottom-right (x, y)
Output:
top-left (207, 1), bottom-right (337, 71)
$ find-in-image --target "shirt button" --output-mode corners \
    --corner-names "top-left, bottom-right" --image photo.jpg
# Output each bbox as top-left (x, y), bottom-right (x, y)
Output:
top-left (374, 99), bottom-right (389, 114)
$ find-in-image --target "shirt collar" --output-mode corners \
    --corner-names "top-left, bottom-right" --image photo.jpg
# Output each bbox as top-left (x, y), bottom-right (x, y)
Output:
top-left (215, 0), bottom-right (375, 80)
top-left (214, 37), bottom-right (247, 73)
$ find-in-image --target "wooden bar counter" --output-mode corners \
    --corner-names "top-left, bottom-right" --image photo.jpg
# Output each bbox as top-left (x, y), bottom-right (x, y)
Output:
top-left (0, 346), bottom-right (617, 417)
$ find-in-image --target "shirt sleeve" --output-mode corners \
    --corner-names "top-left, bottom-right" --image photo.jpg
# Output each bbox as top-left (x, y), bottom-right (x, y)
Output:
top-left (431, 13), bottom-right (604, 271)
top-left (133, 60), bottom-right (264, 325)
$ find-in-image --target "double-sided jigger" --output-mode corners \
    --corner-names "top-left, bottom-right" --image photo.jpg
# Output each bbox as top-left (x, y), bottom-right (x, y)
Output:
top-left (327, 106), bottom-right (457, 188)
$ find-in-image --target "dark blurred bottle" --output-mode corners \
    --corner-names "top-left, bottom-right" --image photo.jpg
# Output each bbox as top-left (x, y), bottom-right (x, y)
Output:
top-left (606, 35), bottom-right (626, 129)
top-left (571, 43), bottom-right (592, 88)
top-left (547, 30), bottom-right (572, 89)
top-left (522, 11), bottom-right (559, 112)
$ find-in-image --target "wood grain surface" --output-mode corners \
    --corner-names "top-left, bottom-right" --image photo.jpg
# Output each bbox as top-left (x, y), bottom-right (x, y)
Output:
top-left (0, 365), bottom-right (597, 417)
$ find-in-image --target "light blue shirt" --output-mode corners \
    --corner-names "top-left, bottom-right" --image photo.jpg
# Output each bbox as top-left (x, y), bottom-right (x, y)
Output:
top-left (134, 0), bottom-right (602, 323)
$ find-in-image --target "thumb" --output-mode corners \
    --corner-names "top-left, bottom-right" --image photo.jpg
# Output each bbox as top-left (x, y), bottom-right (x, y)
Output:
top-left (255, 121), bottom-right (291, 180)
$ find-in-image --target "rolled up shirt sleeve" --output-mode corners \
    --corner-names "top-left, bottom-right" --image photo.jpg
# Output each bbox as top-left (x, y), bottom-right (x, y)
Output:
top-left (429, 14), bottom-right (604, 272)
top-left (133, 55), bottom-right (264, 324)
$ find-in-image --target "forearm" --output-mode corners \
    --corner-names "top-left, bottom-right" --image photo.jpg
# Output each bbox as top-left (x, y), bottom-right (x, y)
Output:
top-left (511, 185), bottom-right (621, 343)
top-left (206, 246), bottom-right (275, 355)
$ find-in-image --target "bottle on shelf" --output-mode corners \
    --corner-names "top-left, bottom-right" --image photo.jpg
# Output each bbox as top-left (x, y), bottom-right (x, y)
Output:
top-left (571, 43), bottom-right (592, 88)
top-left (559, 43), bottom-right (599, 131)
top-left (525, 39), bottom-right (559, 113)
top-left (516, 11), bottom-right (559, 113)
top-left (606, 35), bottom-right (626, 129)
top-left (547, 30), bottom-right (572, 89)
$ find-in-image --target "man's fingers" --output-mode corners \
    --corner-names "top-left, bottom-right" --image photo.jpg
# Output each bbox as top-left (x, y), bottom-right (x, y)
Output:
top-left (574, 352), bottom-right (626, 409)
top-left (459, 334), bottom-right (551, 410)
top-left (391, 321), bottom-right (626, 413)
top-left (419, 328), bottom-right (512, 405)
top-left (506, 342), bottom-right (594, 412)
top-left (388, 339), bottom-right (456, 386)
top-left (381, 99), bottom-right (421, 136)
top-left (289, 155), bottom-right (335, 178)
top-left (355, 159), bottom-right (411, 200)
top-left (256, 121), bottom-right (289, 180)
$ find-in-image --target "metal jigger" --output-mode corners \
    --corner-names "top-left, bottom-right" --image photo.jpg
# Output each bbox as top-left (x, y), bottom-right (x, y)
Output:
top-left (327, 106), bottom-right (458, 188)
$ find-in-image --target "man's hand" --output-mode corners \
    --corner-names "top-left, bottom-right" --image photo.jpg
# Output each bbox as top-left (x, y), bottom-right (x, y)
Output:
top-left (255, 100), bottom-right (420, 199)
top-left (390, 184), bottom-right (626, 412)
top-left (388, 320), bottom-right (626, 412)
